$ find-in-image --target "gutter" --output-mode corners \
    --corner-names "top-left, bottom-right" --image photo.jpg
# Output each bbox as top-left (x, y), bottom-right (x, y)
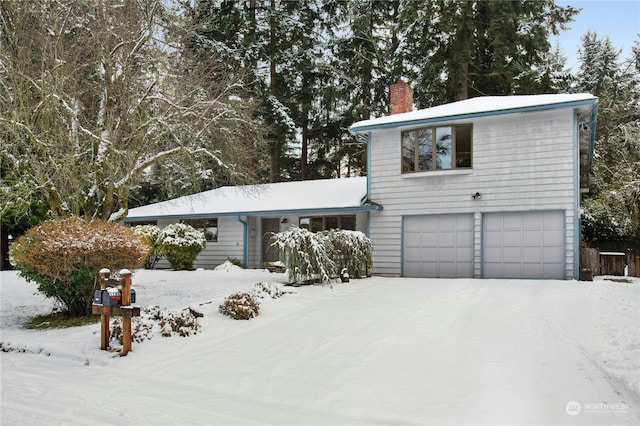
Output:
top-left (124, 204), bottom-right (381, 223)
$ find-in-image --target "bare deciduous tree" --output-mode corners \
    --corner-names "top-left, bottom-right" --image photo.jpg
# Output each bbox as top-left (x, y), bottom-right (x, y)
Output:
top-left (0, 0), bottom-right (262, 221)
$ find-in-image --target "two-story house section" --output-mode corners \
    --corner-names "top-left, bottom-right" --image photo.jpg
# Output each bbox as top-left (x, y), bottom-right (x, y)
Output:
top-left (349, 81), bottom-right (598, 280)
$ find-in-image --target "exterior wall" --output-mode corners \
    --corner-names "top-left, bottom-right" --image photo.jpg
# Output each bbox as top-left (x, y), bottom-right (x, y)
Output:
top-left (155, 217), bottom-right (244, 269)
top-left (368, 108), bottom-right (578, 278)
top-left (156, 211), bottom-right (370, 270)
top-left (246, 212), bottom-right (370, 269)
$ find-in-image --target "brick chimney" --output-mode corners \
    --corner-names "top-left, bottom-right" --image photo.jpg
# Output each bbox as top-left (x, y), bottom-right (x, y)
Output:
top-left (389, 80), bottom-right (413, 115)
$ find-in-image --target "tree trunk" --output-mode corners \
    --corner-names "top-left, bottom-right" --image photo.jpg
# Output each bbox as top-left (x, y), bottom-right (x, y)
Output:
top-left (268, 0), bottom-right (279, 183)
top-left (301, 120), bottom-right (309, 180)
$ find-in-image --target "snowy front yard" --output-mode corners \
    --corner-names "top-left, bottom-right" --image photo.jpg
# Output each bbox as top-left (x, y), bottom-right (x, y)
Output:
top-left (1, 268), bottom-right (639, 425)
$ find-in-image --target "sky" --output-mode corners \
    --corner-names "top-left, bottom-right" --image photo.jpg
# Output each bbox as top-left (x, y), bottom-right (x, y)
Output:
top-left (554, 0), bottom-right (640, 70)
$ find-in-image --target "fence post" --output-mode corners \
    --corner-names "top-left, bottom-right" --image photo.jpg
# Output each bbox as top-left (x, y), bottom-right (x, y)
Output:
top-left (99, 268), bottom-right (111, 350)
top-left (120, 269), bottom-right (133, 356)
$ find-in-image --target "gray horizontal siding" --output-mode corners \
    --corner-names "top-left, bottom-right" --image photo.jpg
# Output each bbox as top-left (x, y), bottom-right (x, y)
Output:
top-left (368, 108), bottom-right (578, 277)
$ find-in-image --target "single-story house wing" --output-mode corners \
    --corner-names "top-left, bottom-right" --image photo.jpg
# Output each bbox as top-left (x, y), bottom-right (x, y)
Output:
top-left (124, 176), bottom-right (379, 269)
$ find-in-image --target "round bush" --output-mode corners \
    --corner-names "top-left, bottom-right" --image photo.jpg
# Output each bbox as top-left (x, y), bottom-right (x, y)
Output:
top-left (219, 293), bottom-right (260, 320)
top-left (157, 223), bottom-right (207, 270)
top-left (10, 216), bottom-right (150, 316)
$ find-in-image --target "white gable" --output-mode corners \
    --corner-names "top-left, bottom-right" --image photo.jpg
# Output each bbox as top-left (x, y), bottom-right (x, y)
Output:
top-left (125, 177), bottom-right (368, 220)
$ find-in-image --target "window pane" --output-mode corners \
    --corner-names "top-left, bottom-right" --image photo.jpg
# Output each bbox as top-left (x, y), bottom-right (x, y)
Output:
top-left (299, 217), bottom-right (310, 230)
top-left (418, 128), bottom-right (432, 171)
top-left (325, 216), bottom-right (339, 230)
top-left (401, 131), bottom-right (416, 172)
top-left (435, 127), bottom-right (452, 170)
top-left (204, 219), bottom-right (218, 241)
top-left (455, 126), bottom-right (472, 168)
top-left (340, 216), bottom-right (356, 231)
top-left (310, 217), bottom-right (324, 232)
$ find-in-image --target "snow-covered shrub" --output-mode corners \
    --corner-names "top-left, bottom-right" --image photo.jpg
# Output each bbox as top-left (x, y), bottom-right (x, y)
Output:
top-left (110, 306), bottom-right (201, 345)
top-left (133, 224), bottom-right (163, 269)
top-left (271, 226), bottom-right (336, 284)
top-left (253, 282), bottom-right (294, 299)
top-left (270, 227), bottom-right (373, 284)
top-left (157, 223), bottom-right (206, 270)
top-left (226, 257), bottom-right (244, 268)
top-left (325, 229), bottom-right (372, 279)
top-left (219, 292), bottom-right (260, 320)
top-left (10, 216), bottom-right (150, 316)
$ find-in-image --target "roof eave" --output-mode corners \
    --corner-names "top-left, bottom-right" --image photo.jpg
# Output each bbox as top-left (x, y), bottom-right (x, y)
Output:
top-left (349, 98), bottom-right (599, 135)
top-left (124, 204), bottom-right (381, 223)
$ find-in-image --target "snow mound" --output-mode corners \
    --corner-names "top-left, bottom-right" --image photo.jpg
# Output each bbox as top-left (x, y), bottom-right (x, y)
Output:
top-left (214, 260), bottom-right (243, 272)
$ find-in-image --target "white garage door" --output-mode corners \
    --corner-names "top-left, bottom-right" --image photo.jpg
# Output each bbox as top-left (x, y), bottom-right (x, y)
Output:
top-left (403, 214), bottom-right (474, 278)
top-left (483, 211), bottom-right (565, 279)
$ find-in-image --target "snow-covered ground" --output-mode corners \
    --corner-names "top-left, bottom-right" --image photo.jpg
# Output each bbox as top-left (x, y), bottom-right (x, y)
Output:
top-left (1, 267), bottom-right (639, 425)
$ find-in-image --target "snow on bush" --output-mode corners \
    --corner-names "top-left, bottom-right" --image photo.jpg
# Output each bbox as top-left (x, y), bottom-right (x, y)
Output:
top-left (252, 282), bottom-right (294, 299)
top-left (157, 223), bottom-right (207, 270)
top-left (219, 292), bottom-right (260, 320)
top-left (10, 216), bottom-right (150, 316)
top-left (271, 227), bottom-right (373, 284)
top-left (214, 259), bottom-right (243, 271)
top-left (326, 229), bottom-right (372, 279)
top-left (271, 226), bottom-right (335, 284)
top-left (110, 306), bottom-right (201, 346)
top-left (133, 224), bottom-right (163, 269)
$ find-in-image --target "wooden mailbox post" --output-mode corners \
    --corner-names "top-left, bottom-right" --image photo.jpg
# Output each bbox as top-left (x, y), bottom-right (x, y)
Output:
top-left (92, 268), bottom-right (140, 356)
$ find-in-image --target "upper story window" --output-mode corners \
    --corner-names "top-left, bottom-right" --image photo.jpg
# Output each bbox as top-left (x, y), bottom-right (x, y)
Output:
top-left (182, 218), bottom-right (218, 241)
top-left (401, 124), bottom-right (472, 173)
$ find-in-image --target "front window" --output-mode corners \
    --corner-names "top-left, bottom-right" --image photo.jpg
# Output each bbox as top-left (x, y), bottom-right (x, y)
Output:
top-left (182, 218), bottom-right (218, 241)
top-left (402, 124), bottom-right (472, 173)
top-left (299, 215), bottom-right (356, 232)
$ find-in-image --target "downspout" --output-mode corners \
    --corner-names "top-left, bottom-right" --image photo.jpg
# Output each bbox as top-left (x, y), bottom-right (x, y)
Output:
top-left (574, 112), bottom-right (581, 280)
top-left (349, 127), bottom-right (372, 204)
top-left (589, 101), bottom-right (599, 168)
top-left (575, 99), bottom-right (599, 279)
top-left (351, 129), bottom-right (379, 238)
top-left (237, 215), bottom-right (248, 269)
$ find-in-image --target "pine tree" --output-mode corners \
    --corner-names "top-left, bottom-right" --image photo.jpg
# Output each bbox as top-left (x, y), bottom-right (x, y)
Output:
top-left (578, 34), bottom-right (640, 246)
top-left (397, 0), bottom-right (578, 106)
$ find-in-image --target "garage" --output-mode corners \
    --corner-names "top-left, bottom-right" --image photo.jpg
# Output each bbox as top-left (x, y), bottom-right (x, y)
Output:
top-left (483, 211), bottom-right (565, 279)
top-left (403, 214), bottom-right (474, 278)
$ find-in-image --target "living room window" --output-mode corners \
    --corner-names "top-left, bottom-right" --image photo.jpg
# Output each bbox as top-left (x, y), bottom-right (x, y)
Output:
top-left (299, 215), bottom-right (356, 232)
top-left (401, 124), bottom-right (472, 173)
top-left (182, 218), bottom-right (218, 241)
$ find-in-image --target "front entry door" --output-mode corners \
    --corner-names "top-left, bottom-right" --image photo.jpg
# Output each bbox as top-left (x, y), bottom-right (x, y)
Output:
top-left (262, 218), bottom-right (280, 264)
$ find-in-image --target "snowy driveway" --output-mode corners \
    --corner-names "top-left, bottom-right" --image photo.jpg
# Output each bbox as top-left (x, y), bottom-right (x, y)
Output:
top-left (1, 270), bottom-right (639, 425)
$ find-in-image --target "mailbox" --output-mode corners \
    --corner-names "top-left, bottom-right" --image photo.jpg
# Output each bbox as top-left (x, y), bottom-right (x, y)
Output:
top-left (93, 287), bottom-right (136, 306)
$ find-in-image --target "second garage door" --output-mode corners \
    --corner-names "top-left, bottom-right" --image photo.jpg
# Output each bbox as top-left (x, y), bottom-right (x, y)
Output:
top-left (403, 214), bottom-right (474, 278)
top-left (483, 211), bottom-right (565, 279)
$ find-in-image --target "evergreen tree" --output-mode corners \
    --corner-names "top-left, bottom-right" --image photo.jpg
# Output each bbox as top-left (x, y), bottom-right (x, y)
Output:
top-left (578, 34), bottom-right (640, 246)
top-left (397, 0), bottom-right (578, 106)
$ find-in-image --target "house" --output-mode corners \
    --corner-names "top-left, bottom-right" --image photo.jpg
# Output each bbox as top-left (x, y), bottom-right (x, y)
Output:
top-left (126, 83), bottom-right (597, 280)
top-left (348, 81), bottom-right (598, 280)
top-left (124, 177), bottom-right (380, 269)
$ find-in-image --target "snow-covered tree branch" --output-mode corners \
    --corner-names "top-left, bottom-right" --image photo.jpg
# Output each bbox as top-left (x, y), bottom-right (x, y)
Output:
top-left (0, 0), bottom-right (264, 221)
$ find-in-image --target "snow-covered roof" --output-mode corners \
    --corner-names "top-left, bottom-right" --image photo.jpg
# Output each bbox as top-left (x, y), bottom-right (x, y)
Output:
top-left (125, 177), bottom-right (373, 221)
top-left (349, 93), bottom-right (598, 133)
